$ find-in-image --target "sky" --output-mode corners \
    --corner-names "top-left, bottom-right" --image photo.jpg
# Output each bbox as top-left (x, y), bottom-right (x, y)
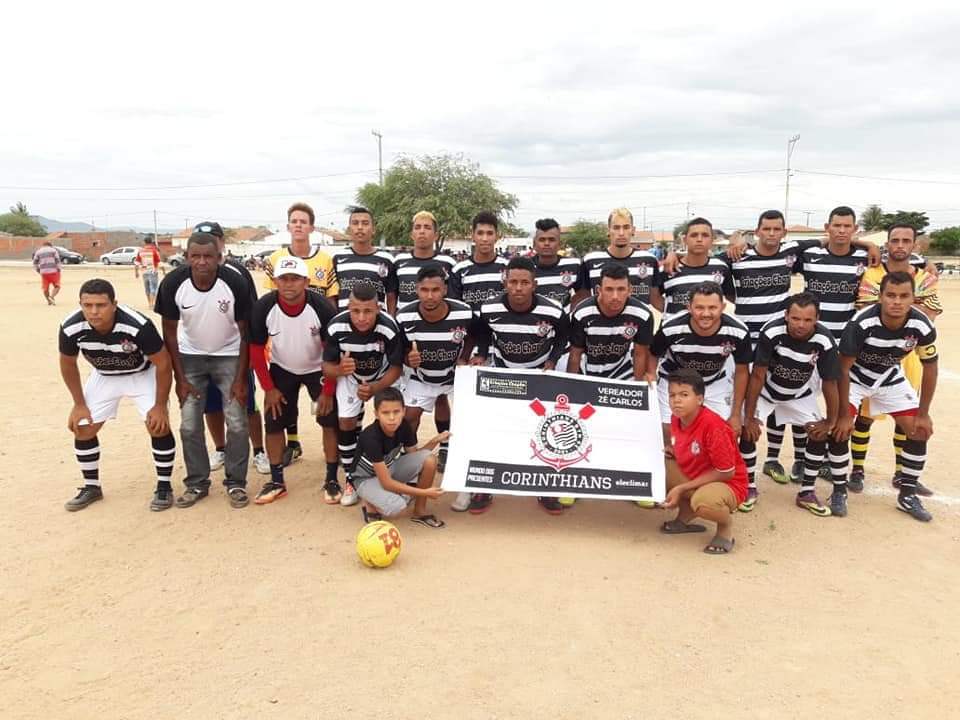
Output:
top-left (4, 0), bottom-right (960, 236)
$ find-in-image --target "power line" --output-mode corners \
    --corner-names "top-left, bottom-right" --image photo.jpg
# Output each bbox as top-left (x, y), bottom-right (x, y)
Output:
top-left (494, 169), bottom-right (783, 180)
top-left (795, 170), bottom-right (960, 186)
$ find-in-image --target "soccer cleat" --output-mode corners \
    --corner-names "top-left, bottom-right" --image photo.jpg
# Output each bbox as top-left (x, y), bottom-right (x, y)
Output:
top-left (150, 486), bottom-right (174, 511)
top-left (789, 461), bottom-right (804, 484)
top-left (322, 479), bottom-right (343, 505)
top-left (282, 444), bottom-right (303, 467)
top-left (254, 482), bottom-right (287, 505)
top-left (437, 448), bottom-right (448, 474)
top-left (209, 450), bottom-right (225, 471)
top-left (538, 497), bottom-right (564, 515)
top-left (468, 493), bottom-right (493, 514)
top-left (892, 473), bottom-right (933, 498)
top-left (558, 497), bottom-right (576, 507)
top-left (340, 481), bottom-right (359, 506)
top-left (763, 461), bottom-right (789, 485)
top-left (65, 485), bottom-right (103, 511)
top-left (828, 491), bottom-right (848, 517)
top-left (897, 494), bottom-right (932, 522)
top-left (796, 491), bottom-right (831, 517)
top-left (737, 488), bottom-right (759, 513)
top-left (847, 468), bottom-right (865, 494)
top-left (451, 491), bottom-right (472, 512)
top-left (253, 451), bottom-right (270, 475)
top-left (635, 500), bottom-right (656, 508)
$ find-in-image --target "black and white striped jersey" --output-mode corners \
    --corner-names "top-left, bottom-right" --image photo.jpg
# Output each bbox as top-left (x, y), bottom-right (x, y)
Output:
top-left (800, 245), bottom-right (869, 336)
top-left (580, 248), bottom-right (660, 303)
top-left (249, 292), bottom-right (335, 376)
top-left (395, 299), bottom-right (476, 386)
top-left (59, 305), bottom-right (163, 375)
top-left (532, 256), bottom-right (583, 309)
top-left (155, 264), bottom-right (251, 356)
top-left (754, 318), bottom-right (840, 401)
top-left (476, 293), bottom-right (569, 369)
top-left (657, 257), bottom-right (734, 320)
top-left (448, 255), bottom-right (509, 314)
top-left (840, 305), bottom-right (937, 389)
top-left (394, 252), bottom-right (457, 306)
top-left (322, 310), bottom-right (404, 383)
top-left (651, 312), bottom-right (753, 385)
top-left (569, 297), bottom-right (654, 379)
top-left (726, 239), bottom-right (817, 344)
top-left (332, 248), bottom-right (398, 310)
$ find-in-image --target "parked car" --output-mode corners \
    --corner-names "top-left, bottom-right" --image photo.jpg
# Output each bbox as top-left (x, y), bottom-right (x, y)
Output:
top-left (99, 246), bottom-right (140, 265)
top-left (167, 253), bottom-right (185, 268)
top-left (54, 246), bottom-right (84, 264)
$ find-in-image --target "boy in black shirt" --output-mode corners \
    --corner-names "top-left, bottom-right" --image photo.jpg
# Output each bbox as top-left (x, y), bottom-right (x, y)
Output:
top-left (353, 388), bottom-right (448, 528)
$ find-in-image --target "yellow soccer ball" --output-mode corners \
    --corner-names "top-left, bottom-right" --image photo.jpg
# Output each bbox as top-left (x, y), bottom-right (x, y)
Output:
top-left (356, 520), bottom-right (402, 568)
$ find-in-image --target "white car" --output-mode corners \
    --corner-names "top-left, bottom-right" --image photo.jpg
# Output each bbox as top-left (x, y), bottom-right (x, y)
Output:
top-left (99, 246), bottom-right (140, 265)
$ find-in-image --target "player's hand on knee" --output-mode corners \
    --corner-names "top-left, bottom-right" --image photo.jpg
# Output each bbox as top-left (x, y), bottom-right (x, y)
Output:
top-left (832, 416), bottom-right (854, 442)
top-left (744, 417), bottom-right (762, 443)
top-left (264, 389), bottom-right (286, 420)
top-left (911, 415), bottom-right (933, 441)
top-left (68, 404), bottom-right (93, 434)
top-left (175, 381), bottom-right (199, 406)
top-left (146, 405), bottom-right (170, 435)
top-left (230, 379), bottom-right (247, 406)
top-left (315, 394), bottom-right (333, 418)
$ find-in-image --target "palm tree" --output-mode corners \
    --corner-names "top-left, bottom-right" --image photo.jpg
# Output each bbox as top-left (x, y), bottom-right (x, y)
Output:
top-left (861, 204), bottom-right (885, 232)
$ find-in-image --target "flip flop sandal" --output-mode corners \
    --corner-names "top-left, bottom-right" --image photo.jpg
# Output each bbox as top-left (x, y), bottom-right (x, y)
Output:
top-left (411, 514), bottom-right (446, 529)
top-left (361, 507), bottom-right (383, 523)
top-left (660, 520), bottom-right (707, 534)
top-left (704, 536), bottom-right (735, 554)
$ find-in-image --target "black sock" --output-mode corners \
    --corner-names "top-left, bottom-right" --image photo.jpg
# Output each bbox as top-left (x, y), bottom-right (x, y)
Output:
top-left (287, 425), bottom-right (300, 449)
top-left (765, 416), bottom-right (784, 462)
top-left (338, 428), bottom-right (359, 475)
top-left (897, 438), bottom-right (927, 496)
top-left (739, 436), bottom-right (757, 489)
top-left (436, 419), bottom-right (451, 452)
top-left (270, 463), bottom-right (284, 485)
top-left (75, 436), bottom-right (101, 486)
top-left (151, 434), bottom-right (176, 490)
top-left (326, 462), bottom-right (339, 482)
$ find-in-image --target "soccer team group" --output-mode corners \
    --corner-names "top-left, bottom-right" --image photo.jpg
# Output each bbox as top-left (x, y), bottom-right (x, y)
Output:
top-left (54, 201), bottom-right (942, 553)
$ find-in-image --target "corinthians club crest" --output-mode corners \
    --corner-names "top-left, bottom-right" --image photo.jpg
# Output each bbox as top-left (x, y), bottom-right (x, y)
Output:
top-left (528, 394), bottom-right (595, 471)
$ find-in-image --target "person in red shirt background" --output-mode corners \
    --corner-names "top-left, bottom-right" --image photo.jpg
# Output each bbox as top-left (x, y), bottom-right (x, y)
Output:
top-left (661, 367), bottom-right (747, 554)
top-left (135, 237), bottom-right (162, 308)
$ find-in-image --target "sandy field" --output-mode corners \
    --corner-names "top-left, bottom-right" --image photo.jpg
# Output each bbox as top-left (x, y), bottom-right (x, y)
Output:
top-left (2, 263), bottom-right (959, 720)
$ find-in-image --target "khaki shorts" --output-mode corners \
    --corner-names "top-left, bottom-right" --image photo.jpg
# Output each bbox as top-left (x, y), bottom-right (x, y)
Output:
top-left (666, 459), bottom-right (738, 514)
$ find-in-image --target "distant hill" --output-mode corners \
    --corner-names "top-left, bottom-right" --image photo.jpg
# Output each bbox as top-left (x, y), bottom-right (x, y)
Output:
top-left (33, 216), bottom-right (95, 233)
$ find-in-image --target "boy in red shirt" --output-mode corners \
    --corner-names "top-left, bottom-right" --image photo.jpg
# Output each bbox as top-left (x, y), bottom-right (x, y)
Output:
top-left (661, 368), bottom-right (748, 554)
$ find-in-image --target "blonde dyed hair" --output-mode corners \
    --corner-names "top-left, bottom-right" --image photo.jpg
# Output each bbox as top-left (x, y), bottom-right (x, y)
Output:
top-left (412, 210), bottom-right (438, 231)
top-left (607, 207), bottom-right (634, 227)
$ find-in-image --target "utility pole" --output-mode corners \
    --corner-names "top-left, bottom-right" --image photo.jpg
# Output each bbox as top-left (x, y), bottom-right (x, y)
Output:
top-left (784, 134), bottom-right (800, 226)
top-left (642, 206), bottom-right (647, 230)
top-left (804, 211), bottom-right (812, 227)
top-left (371, 129), bottom-right (384, 247)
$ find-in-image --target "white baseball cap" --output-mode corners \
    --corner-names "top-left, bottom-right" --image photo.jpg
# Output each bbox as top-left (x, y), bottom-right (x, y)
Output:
top-left (274, 256), bottom-right (309, 278)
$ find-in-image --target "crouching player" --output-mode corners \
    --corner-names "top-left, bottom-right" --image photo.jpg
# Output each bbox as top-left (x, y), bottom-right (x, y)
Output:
top-left (353, 388), bottom-right (448, 528)
top-left (832, 271), bottom-right (938, 521)
top-left (660, 368), bottom-right (748, 554)
top-left (59, 279), bottom-right (177, 511)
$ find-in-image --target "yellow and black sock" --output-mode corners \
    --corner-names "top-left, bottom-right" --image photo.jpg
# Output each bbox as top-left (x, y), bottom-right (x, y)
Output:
top-left (850, 418), bottom-right (872, 469)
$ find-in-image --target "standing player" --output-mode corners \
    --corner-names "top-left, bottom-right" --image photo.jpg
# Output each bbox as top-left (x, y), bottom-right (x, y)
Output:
top-left (332, 206), bottom-right (398, 314)
top-left (469, 256), bottom-right (569, 515)
top-left (448, 211), bottom-right (510, 316)
top-left (654, 218), bottom-right (733, 320)
top-left (568, 264), bottom-right (655, 381)
top-left (322, 283), bottom-right (404, 507)
top-left (849, 224), bottom-right (941, 496)
top-left (394, 211), bottom-right (456, 306)
top-left (650, 282), bottom-right (753, 506)
top-left (33, 240), bottom-right (62, 306)
top-left (248, 257), bottom-right (337, 504)
top-left (134, 237), bottom-right (162, 308)
top-left (742, 293), bottom-right (840, 516)
top-left (832, 272), bottom-right (938, 521)
top-left (262, 204), bottom-right (340, 469)
top-left (530, 218), bottom-right (586, 311)
top-left (60, 279), bottom-right (177, 511)
top-left (581, 208), bottom-right (662, 307)
top-left (155, 232), bottom-right (252, 509)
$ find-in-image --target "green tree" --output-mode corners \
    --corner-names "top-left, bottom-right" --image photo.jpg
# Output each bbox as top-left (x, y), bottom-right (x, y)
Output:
top-left (861, 204), bottom-right (885, 232)
top-left (673, 221), bottom-right (688, 243)
top-left (0, 202), bottom-right (45, 236)
top-left (880, 210), bottom-right (929, 233)
top-left (563, 220), bottom-right (607, 257)
top-left (929, 227), bottom-right (960, 255)
top-left (355, 153), bottom-right (519, 250)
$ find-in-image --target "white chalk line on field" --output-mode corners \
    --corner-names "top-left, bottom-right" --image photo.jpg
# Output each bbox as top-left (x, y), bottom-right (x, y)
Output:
top-left (863, 485), bottom-right (960, 507)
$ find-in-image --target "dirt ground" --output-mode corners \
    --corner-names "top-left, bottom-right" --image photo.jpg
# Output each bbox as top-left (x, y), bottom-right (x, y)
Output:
top-left (2, 263), bottom-right (958, 720)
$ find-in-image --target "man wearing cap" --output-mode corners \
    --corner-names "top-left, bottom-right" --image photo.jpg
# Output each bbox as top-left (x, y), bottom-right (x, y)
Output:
top-left (249, 256), bottom-right (337, 504)
top-left (155, 231), bottom-right (252, 508)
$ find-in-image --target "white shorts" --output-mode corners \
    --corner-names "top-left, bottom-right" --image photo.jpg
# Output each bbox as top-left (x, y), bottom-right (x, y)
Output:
top-left (403, 378), bottom-right (452, 413)
top-left (849, 379), bottom-right (919, 418)
top-left (84, 366), bottom-right (157, 424)
top-left (657, 376), bottom-right (733, 424)
top-left (753, 392), bottom-right (823, 427)
top-left (336, 375), bottom-right (403, 419)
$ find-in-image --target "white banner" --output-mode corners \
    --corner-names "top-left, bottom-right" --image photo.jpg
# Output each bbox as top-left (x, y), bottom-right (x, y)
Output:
top-left (443, 367), bottom-right (666, 501)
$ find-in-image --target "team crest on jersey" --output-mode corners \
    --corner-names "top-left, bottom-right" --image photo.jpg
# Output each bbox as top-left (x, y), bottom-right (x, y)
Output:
top-left (622, 322), bottom-right (638, 339)
top-left (784, 254), bottom-right (797, 267)
top-left (636, 264), bottom-right (649, 279)
top-left (536, 320), bottom-right (553, 337)
top-left (528, 394), bottom-right (595, 471)
top-left (217, 299), bottom-right (231, 314)
top-left (712, 271), bottom-right (724, 284)
top-left (691, 440), bottom-right (701, 456)
top-left (450, 326), bottom-right (467, 343)
top-left (903, 335), bottom-right (918, 351)
top-left (314, 268), bottom-right (325, 281)
top-left (560, 270), bottom-right (575, 287)
top-left (120, 339), bottom-right (138, 354)
top-left (720, 340), bottom-right (735, 357)
top-left (377, 263), bottom-right (388, 278)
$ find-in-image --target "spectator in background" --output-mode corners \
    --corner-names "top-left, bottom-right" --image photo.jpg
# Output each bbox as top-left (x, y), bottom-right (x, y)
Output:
top-left (135, 237), bottom-right (162, 308)
top-left (33, 240), bottom-right (62, 306)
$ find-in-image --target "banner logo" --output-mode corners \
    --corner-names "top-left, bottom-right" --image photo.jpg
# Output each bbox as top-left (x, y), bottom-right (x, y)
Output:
top-left (528, 394), bottom-right (594, 470)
